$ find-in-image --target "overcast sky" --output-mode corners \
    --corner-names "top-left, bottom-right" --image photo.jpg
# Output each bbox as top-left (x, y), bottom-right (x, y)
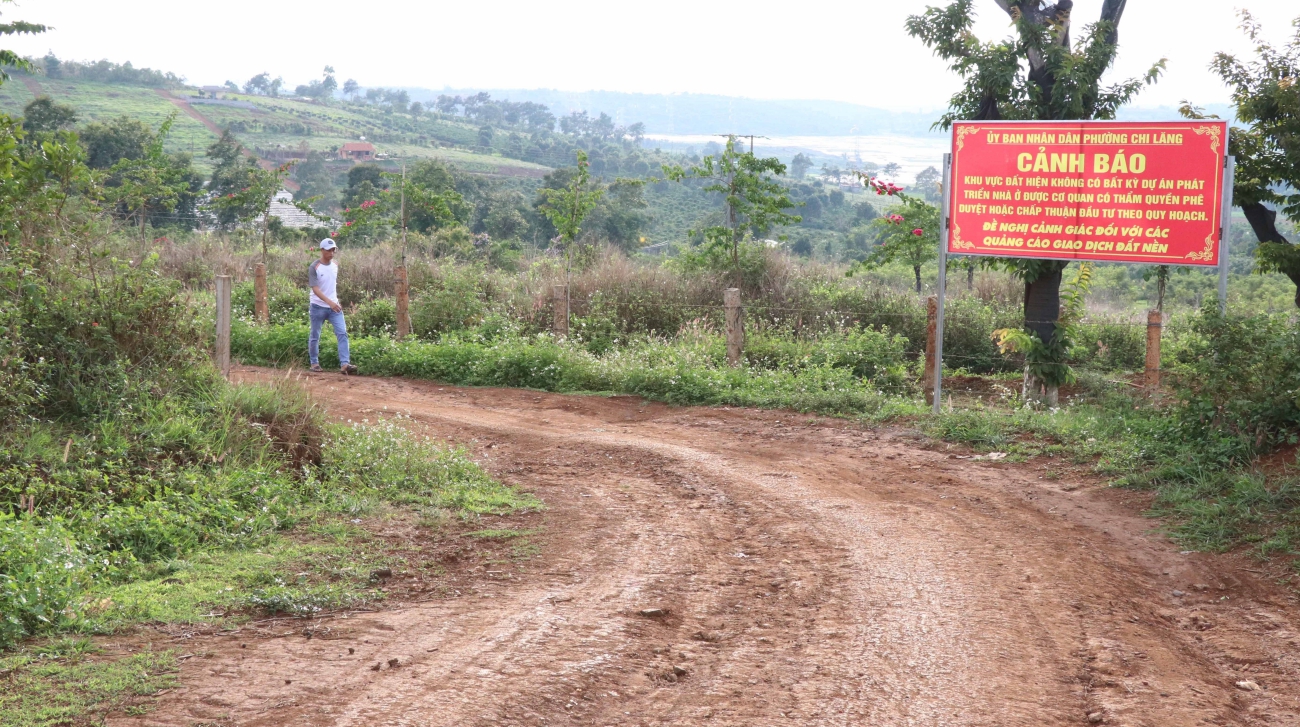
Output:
top-left (5, 1), bottom-right (1296, 112)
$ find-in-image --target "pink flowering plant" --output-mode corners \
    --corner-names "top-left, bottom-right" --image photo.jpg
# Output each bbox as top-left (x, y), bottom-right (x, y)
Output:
top-left (333, 197), bottom-right (383, 242)
top-left (847, 174), bottom-right (941, 294)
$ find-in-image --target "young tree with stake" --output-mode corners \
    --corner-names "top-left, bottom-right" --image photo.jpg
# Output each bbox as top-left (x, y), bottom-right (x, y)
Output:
top-left (537, 150), bottom-right (604, 337)
top-left (538, 150), bottom-right (604, 272)
top-left (662, 136), bottom-right (801, 288)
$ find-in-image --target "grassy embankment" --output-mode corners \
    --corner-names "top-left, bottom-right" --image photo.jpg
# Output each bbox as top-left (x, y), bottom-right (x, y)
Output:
top-left (2, 236), bottom-right (539, 725)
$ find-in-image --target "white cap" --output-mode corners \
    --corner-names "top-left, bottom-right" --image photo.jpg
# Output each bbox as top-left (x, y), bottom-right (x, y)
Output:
top-left (320, 239), bottom-right (337, 250)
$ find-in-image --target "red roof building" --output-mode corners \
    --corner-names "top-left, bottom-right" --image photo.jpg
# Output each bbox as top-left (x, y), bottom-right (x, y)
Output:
top-left (338, 142), bottom-right (375, 161)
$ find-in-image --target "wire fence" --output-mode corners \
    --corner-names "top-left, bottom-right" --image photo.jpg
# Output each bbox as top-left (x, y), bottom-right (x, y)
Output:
top-left (521, 290), bottom-right (1176, 390)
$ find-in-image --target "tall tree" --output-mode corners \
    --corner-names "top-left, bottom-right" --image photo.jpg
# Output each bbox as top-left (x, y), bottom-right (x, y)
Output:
top-left (403, 159), bottom-right (470, 232)
top-left (1197, 11), bottom-right (1300, 306)
top-left (914, 165), bottom-right (942, 203)
top-left (206, 129), bottom-right (260, 227)
top-left (243, 72), bottom-right (270, 95)
top-left (208, 161), bottom-right (312, 258)
top-left (790, 152), bottom-right (813, 179)
top-left (907, 0), bottom-right (1163, 402)
top-left (538, 150), bottom-right (604, 272)
top-left (79, 115), bottom-right (152, 169)
top-left (294, 66), bottom-right (338, 100)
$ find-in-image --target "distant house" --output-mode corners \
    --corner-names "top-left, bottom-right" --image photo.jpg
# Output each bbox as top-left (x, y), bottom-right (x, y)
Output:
top-left (200, 85), bottom-right (226, 99)
top-left (338, 142), bottom-right (375, 162)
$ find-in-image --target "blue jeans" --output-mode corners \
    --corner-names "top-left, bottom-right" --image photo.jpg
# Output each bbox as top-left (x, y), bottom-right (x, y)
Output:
top-left (309, 304), bottom-right (350, 366)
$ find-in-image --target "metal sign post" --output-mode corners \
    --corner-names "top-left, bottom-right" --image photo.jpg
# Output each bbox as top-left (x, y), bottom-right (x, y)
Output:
top-left (1219, 155), bottom-right (1236, 313)
top-left (934, 152), bottom-right (952, 415)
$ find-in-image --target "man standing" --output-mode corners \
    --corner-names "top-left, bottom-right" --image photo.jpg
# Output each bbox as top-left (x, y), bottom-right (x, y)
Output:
top-left (308, 239), bottom-right (358, 374)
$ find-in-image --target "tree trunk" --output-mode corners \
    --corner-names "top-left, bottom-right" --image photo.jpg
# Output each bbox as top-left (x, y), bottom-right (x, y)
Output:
top-left (1024, 265), bottom-right (1064, 346)
top-left (1242, 201), bottom-right (1289, 245)
top-left (1022, 262), bottom-right (1067, 405)
top-left (1156, 267), bottom-right (1167, 312)
top-left (967, 265), bottom-right (975, 289)
top-left (914, 265), bottom-right (922, 294)
top-left (1241, 201), bottom-right (1300, 307)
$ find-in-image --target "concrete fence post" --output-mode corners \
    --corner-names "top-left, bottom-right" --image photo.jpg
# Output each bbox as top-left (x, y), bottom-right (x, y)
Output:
top-left (724, 288), bottom-right (743, 367)
top-left (924, 295), bottom-right (938, 406)
top-left (1145, 310), bottom-right (1162, 391)
top-left (215, 274), bottom-right (232, 379)
top-left (395, 266), bottom-right (410, 338)
top-left (553, 284), bottom-right (569, 338)
top-left (253, 263), bottom-right (269, 325)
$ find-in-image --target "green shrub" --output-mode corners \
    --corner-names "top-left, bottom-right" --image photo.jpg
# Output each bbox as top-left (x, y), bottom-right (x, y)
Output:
top-left (350, 297), bottom-right (396, 338)
top-left (1168, 307), bottom-right (1300, 451)
top-left (232, 273), bottom-right (304, 326)
top-left (743, 325), bottom-right (911, 389)
top-left (0, 517), bottom-right (90, 647)
top-left (571, 294), bottom-right (625, 355)
top-left (941, 295), bottom-right (1021, 373)
top-left (410, 281), bottom-right (485, 337)
top-left (233, 324), bottom-right (921, 419)
top-left (323, 419), bottom-right (538, 514)
top-left (1070, 320), bottom-right (1148, 371)
top-left (401, 263), bottom-right (513, 339)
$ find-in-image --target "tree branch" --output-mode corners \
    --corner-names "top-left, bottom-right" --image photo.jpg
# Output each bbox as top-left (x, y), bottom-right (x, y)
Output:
top-left (1099, 0), bottom-right (1126, 45)
top-left (1242, 201), bottom-right (1289, 245)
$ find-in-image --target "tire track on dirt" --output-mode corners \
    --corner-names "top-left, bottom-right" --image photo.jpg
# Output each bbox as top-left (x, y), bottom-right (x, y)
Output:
top-left (118, 370), bottom-right (1300, 726)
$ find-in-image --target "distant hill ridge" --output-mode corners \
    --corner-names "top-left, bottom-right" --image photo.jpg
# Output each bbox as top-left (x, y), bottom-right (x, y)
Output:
top-left (396, 88), bottom-right (1237, 139)
top-left (399, 88), bottom-right (945, 137)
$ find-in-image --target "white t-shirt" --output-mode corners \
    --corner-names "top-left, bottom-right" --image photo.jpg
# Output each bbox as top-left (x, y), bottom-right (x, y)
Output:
top-left (308, 259), bottom-right (339, 308)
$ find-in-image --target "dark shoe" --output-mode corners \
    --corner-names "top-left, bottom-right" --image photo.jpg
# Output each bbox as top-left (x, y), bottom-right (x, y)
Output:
top-left (310, 364), bottom-right (323, 373)
top-left (340, 363), bottom-right (358, 375)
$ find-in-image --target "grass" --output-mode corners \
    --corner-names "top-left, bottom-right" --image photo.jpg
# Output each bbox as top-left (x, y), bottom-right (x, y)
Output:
top-left (466, 528), bottom-right (543, 540)
top-left (0, 78), bottom-right (217, 165)
top-left (0, 638), bottom-right (178, 726)
top-left (81, 526), bottom-right (388, 627)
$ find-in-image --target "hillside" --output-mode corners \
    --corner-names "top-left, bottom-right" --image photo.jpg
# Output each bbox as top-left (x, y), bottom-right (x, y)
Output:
top-left (0, 73), bottom-right (552, 178)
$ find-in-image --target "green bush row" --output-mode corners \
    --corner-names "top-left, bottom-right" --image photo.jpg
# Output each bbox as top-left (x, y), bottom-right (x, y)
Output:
top-left (233, 321), bottom-right (920, 417)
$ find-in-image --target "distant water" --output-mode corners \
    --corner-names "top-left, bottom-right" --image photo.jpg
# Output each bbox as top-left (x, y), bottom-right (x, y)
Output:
top-left (643, 133), bottom-right (951, 182)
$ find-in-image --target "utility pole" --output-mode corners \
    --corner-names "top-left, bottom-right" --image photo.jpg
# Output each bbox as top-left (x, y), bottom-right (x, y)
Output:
top-left (395, 162), bottom-right (411, 338)
top-left (716, 133), bottom-right (766, 156)
top-left (399, 162), bottom-right (407, 265)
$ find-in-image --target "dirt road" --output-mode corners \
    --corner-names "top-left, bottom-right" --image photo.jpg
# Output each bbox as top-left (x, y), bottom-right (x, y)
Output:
top-left (123, 368), bottom-right (1300, 726)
